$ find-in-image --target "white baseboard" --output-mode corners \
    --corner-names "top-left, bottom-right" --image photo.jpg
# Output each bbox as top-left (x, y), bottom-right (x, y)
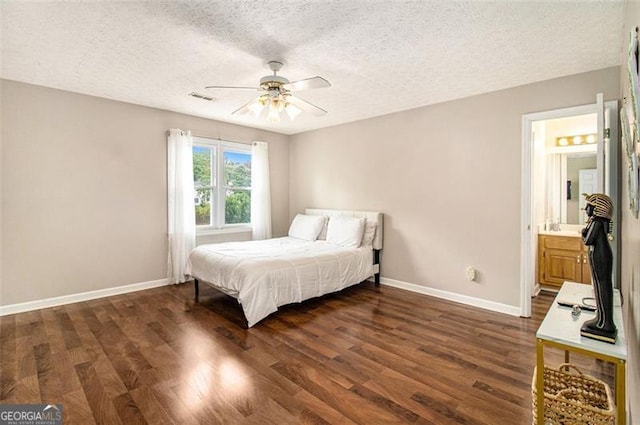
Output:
top-left (380, 277), bottom-right (521, 317)
top-left (0, 278), bottom-right (170, 316)
top-left (533, 283), bottom-right (542, 297)
top-left (2, 276), bottom-right (522, 318)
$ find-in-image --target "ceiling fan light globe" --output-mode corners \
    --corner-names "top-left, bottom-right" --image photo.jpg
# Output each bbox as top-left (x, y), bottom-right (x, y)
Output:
top-left (248, 103), bottom-right (263, 118)
top-left (285, 103), bottom-right (302, 120)
top-left (267, 106), bottom-right (281, 123)
top-left (269, 97), bottom-right (284, 112)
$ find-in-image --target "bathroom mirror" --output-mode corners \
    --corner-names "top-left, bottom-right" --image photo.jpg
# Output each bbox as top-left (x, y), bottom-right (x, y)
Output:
top-left (538, 112), bottom-right (600, 228)
top-left (564, 152), bottom-right (597, 224)
top-left (546, 148), bottom-right (598, 226)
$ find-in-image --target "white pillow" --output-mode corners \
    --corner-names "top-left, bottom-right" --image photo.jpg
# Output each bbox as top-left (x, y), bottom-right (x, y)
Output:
top-left (360, 221), bottom-right (377, 248)
top-left (288, 214), bottom-right (327, 241)
top-left (326, 216), bottom-right (366, 248)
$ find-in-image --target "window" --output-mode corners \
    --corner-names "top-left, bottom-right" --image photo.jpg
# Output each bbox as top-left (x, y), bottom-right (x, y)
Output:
top-left (192, 137), bottom-right (252, 232)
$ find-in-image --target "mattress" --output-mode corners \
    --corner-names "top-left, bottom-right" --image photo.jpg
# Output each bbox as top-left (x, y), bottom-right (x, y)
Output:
top-left (186, 237), bottom-right (374, 327)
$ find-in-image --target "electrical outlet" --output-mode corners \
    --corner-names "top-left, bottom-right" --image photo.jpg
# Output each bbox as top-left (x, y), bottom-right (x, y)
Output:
top-left (466, 266), bottom-right (476, 281)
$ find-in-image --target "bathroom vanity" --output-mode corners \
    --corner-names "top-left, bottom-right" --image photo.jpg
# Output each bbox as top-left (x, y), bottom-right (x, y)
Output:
top-left (537, 231), bottom-right (592, 287)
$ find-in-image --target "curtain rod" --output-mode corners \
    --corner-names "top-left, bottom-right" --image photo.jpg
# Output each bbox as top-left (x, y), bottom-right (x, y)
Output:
top-left (165, 130), bottom-right (251, 146)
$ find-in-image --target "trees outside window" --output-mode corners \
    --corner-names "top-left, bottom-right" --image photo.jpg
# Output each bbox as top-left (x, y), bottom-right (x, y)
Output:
top-left (192, 138), bottom-right (251, 230)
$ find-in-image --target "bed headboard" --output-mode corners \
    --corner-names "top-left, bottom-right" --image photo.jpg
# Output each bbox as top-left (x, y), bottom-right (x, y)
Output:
top-left (305, 208), bottom-right (383, 250)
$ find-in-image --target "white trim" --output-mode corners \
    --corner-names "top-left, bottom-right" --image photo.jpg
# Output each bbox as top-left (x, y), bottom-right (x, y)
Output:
top-left (521, 114), bottom-right (534, 318)
top-left (196, 225), bottom-right (252, 236)
top-left (0, 278), bottom-right (169, 316)
top-left (560, 154), bottom-right (568, 223)
top-left (523, 104), bottom-right (597, 121)
top-left (533, 283), bottom-right (542, 297)
top-left (596, 93), bottom-right (605, 191)
top-left (380, 277), bottom-right (521, 317)
top-left (521, 99), bottom-right (620, 319)
top-left (192, 137), bottom-right (250, 151)
top-left (521, 101), bottom-right (599, 318)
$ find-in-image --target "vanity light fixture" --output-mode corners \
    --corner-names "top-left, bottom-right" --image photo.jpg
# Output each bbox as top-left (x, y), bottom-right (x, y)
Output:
top-left (555, 133), bottom-right (597, 147)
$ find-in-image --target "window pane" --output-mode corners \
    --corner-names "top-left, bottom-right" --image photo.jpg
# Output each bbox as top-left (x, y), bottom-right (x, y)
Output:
top-left (193, 146), bottom-right (212, 187)
top-left (225, 189), bottom-right (251, 224)
top-left (195, 188), bottom-right (212, 226)
top-left (224, 151), bottom-right (251, 187)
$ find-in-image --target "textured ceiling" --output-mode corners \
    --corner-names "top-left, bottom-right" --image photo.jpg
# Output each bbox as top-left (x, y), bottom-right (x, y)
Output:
top-left (0, 1), bottom-right (626, 135)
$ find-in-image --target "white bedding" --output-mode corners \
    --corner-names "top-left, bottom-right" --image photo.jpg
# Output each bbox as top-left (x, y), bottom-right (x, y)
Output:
top-left (186, 237), bottom-right (374, 327)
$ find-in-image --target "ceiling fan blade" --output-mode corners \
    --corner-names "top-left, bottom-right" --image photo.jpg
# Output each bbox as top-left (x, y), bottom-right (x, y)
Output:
top-left (205, 85), bottom-right (259, 90)
top-left (287, 95), bottom-right (327, 116)
top-left (282, 76), bottom-right (331, 91)
top-left (232, 95), bottom-right (269, 116)
top-left (232, 97), bottom-right (260, 115)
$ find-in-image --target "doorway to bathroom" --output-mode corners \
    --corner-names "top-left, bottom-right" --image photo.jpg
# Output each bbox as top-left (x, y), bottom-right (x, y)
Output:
top-left (520, 94), bottom-right (620, 317)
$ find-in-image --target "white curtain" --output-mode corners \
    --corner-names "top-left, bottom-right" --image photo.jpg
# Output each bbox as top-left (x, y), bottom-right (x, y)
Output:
top-left (167, 129), bottom-right (195, 284)
top-left (251, 141), bottom-right (272, 240)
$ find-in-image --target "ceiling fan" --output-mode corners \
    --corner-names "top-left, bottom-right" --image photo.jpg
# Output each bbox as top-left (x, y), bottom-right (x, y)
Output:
top-left (205, 60), bottom-right (331, 122)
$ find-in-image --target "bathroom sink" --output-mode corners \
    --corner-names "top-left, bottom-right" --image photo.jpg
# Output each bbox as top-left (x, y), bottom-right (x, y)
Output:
top-left (539, 229), bottom-right (581, 237)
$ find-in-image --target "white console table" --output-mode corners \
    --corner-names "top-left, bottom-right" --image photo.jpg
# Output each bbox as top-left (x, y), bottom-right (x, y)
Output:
top-left (535, 281), bottom-right (627, 424)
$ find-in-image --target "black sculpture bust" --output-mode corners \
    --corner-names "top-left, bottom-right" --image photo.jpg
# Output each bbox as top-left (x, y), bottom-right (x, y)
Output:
top-left (580, 193), bottom-right (617, 344)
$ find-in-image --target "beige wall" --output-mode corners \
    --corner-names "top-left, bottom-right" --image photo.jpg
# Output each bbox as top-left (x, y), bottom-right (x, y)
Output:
top-left (290, 67), bottom-right (620, 308)
top-left (0, 79), bottom-right (289, 305)
top-left (619, 2), bottom-right (639, 422)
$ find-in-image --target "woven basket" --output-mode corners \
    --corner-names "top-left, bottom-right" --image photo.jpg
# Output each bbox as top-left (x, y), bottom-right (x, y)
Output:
top-left (531, 363), bottom-right (614, 425)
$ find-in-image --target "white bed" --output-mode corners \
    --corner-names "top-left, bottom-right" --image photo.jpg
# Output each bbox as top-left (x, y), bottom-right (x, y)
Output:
top-left (187, 209), bottom-right (383, 327)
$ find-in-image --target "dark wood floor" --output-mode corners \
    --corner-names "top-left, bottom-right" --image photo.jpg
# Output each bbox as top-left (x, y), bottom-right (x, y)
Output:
top-left (0, 281), bottom-right (614, 424)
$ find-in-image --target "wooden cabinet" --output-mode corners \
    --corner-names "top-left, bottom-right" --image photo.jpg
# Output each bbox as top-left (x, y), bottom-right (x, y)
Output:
top-left (537, 234), bottom-right (591, 287)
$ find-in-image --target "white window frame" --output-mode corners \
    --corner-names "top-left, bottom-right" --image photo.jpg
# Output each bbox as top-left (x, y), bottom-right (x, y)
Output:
top-left (193, 136), bottom-right (252, 235)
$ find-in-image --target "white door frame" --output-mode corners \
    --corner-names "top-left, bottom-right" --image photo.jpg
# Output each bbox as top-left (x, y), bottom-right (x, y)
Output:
top-left (520, 100), bottom-right (618, 317)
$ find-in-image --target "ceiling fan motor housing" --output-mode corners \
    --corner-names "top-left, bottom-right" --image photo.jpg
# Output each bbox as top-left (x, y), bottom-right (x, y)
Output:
top-left (260, 75), bottom-right (289, 92)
